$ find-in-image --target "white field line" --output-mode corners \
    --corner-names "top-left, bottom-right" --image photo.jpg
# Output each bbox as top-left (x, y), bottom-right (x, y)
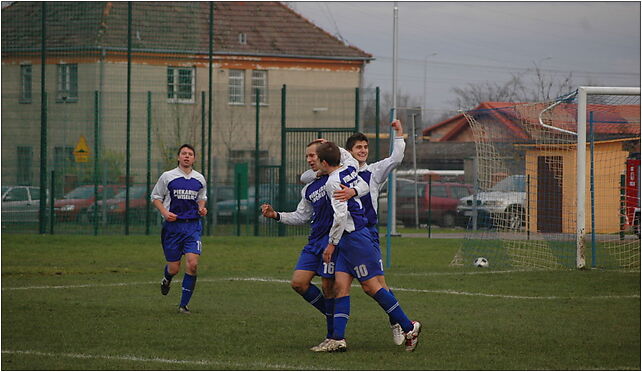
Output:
top-left (2, 276), bottom-right (639, 300)
top-left (0, 349), bottom-right (327, 370)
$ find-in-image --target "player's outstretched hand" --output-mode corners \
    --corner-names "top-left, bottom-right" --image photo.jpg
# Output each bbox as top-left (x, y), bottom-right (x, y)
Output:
top-left (334, 184), bottom-right (356, 202)
top-left (391, 119), bottom-right (403, 136)
top-left (260, 203), bottom-right (277, 219)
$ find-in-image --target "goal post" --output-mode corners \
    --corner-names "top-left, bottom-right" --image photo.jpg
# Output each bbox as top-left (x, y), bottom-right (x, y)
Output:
top-left (453, 86), bottom-right (640, 271)
top-left (576, 86), bottom-right (641, 268)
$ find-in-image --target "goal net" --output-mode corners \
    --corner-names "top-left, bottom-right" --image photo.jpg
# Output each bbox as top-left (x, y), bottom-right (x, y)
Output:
top-left (452, 87), bottom-right (640, 270)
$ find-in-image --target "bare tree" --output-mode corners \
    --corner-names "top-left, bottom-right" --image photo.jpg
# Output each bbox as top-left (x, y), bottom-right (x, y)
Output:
top-left (450, 65), bottom-right (577, 110)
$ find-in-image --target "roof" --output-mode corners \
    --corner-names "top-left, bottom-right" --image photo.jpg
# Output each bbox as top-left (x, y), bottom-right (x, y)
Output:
top-left (1, 2), bottom-right (372, 61)
top-left (424, 101), bottom-right (640, 141)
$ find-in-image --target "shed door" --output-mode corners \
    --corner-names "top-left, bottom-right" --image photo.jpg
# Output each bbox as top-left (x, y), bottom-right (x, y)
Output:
top-left (537, 156), bottom-right (563, 233)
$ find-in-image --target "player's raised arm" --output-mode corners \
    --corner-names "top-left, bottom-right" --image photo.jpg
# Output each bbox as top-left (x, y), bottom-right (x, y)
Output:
top-left (370, 119), bottom-right (406, 184)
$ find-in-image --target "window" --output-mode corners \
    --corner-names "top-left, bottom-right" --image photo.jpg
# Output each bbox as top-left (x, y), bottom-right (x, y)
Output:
top-left (228, 69), bottom-right (245, 104)
top-left (167, 66), bottom-right (195, 103)
top-left (57, 63), bottom-right (78, 102)
top-left (17, 146), bottom-right (33, 185)
top-left (251, 70), bottom-right (268, 105)
top-left (238, 33), bottom-right (247, 45)
top-left (20, 64), bottom-right (32, 103)
top-left (452, 186), bottom-right (473, 199)
top-left (5, 187), bottom-right (29, 202)
top-left (430, 185), bottom-right (448, 198)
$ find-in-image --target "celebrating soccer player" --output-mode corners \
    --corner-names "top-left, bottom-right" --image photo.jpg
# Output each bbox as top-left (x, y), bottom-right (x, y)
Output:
top-left (301, 120), bottom-right (415, 348)
top-left (260, 139), bottom-right (368, 351)
top-left (313, 139), bottom-right (421, 352)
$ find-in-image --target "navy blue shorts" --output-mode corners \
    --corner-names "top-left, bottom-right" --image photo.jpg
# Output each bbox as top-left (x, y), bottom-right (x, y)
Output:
top-left (294, 235), bottom-right (336, 278)
top-left (161, 219), bottom-right (202, 262)
top-left (335, 228), bottom-right (384, 282)
top-left (367, 225), bottom-right (380, 251)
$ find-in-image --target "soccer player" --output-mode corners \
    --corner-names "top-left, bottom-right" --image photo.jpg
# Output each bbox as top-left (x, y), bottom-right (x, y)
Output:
top-left (300, 119), bottom-right (408, 345)
top-left (151, 144), bottom-right (207, 314)
top-left (260, 139), bottom-right (368, 351)
top-left (315, 141), bottom-right (421, 352)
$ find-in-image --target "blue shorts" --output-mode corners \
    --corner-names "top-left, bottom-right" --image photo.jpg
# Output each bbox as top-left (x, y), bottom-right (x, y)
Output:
top-left (367, 225), bottom-right (380, 251)
top-left (161, 219), bottom-right (202, 262)
top-left (335, 228), bottom-right (384, 282)
top-left (294, 235), bottom-right (337, 278)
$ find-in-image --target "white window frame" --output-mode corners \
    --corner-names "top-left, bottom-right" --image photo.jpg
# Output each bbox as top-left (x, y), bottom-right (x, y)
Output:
top-left (167, 66), bottom-right (196, 104)
top-left (20, 64), bottom-right (32, 103)
top-left (228, 69), bottom-right (245, 105)
top-left (56, 63), bottom-right (78, 102)
top-left (251, 70), bottom-right (268, 105)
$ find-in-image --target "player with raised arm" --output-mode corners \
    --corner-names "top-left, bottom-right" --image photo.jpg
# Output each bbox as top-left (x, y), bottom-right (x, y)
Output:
top-left (151, 144), bottom-right (207, 314)
top-left (300, 120), bottom-right (409, 346)
top-left (260, 140), bottom-right (369, 351)
top-left (314, 142), bottom-right (421, 353)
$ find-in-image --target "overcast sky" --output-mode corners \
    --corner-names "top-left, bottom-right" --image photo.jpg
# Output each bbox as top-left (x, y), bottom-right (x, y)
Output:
top-left (286, 1), bottom-right (641, 120)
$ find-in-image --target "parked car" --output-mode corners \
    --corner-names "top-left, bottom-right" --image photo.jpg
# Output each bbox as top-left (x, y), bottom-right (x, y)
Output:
top-left (1, 185), bottom-right (45, 223)
top-left (456, 175), bottom-right (526, 229)
top-left (216, 184), bottom-right (301, 224)
top-left (378, 178), bottom-right (474, 227)
top-left (87, 185), bottom-right (150, 224)
top-left (54, 184), bottom-right (124, 222)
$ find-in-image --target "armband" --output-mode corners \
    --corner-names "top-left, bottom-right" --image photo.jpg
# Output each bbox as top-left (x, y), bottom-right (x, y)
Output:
top-left (275, 212), bottom-right (281, 221)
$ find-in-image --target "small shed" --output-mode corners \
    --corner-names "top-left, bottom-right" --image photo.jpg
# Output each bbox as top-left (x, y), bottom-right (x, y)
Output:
top-left (518, 137), bottom-right (638, 234)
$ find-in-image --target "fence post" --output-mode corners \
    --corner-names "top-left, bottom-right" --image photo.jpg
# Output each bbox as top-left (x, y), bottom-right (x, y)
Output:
top-left (375, 87), bottom-right (380, 161)
top-left (254, 88), bottom-right (261, 236)
top-left (355, 87), bottom-right (360, 132)
top-left (125, 1), bottom-right (132, 235)
top-left (145, 91), bottom-right (152, 235)
top-left (93, 91), bottom-right (100, 236)
top-left (278, 84), bottom-right (287, 236)
top-left (50, 170), bottom-right (55, 234)
top-left (39, 2), bottom-right (48, 234)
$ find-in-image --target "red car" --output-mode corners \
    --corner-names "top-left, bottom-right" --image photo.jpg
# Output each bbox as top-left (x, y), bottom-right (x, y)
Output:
top-left (379, 179), bottom-right (473, 227)
top-left (54, 185), bottom-right (124, 222)
top-left (87, 185), bottom-right (150, 224)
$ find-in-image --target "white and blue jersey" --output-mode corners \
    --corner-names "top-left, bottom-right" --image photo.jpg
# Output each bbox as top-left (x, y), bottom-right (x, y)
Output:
top-left (278, 175), bottom-right (336, 277)
top-left (151, 167), bottom-right (207, 262)
top-left (151, 167), bottom-right (207, 220)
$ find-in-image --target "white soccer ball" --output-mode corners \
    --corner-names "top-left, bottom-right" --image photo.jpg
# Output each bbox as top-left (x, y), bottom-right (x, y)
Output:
top-left (474, 257), bottom-right (489, 268)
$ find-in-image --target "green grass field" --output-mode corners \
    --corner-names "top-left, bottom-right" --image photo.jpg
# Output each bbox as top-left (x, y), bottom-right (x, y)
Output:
top-left (2, 234), bottom-right (640, 370)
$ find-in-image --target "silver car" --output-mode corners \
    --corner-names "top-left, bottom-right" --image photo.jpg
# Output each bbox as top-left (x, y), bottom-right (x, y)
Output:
top-left (1, 185), bottom-right (44, 223)
top-left (456, 175), bottom-right (526, 229)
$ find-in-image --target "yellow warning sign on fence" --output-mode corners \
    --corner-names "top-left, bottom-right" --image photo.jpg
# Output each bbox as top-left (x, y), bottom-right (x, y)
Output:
top-left (73, 135), bottom-right (91, 163)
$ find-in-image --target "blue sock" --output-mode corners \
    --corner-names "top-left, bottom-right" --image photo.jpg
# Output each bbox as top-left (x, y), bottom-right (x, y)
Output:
top-left (332, 296), bottom-right (350, 340)
top-left (164, 265), bottom-right (174, 282)
top-left (301, 284), bottom-right (326, 315)
top-left (179, 273), bottom-right (197, 307)
top-left (387, 289), bottom-right (397, 325)
top-left (324, 297), bottom-right (335, 339)
top-left (373, 288), bottom-right (413, 332)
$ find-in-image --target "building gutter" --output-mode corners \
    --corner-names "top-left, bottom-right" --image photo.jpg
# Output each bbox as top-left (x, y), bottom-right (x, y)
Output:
top-left (3, 46), bottom-right (374, 62)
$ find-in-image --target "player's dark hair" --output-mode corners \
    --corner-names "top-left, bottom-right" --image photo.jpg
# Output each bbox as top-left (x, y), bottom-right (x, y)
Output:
top-left (307, 139), bottom-right (324, 147)
top-left (316, 142), bottom-right (341, 166)
top-left (345, 132), bottom-right (368, 151)
top-left (177, 144), bottom-right (196, 156)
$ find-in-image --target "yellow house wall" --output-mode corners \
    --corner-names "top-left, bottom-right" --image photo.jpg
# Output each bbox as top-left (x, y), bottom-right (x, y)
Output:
top-left (525, 142), bottom-right (629, 234)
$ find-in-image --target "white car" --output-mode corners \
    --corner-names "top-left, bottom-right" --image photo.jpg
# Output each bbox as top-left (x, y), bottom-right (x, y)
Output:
top-left (456, 175), bottom-right (526, 230)
top-left (1, 185), bottom-right (45, 223)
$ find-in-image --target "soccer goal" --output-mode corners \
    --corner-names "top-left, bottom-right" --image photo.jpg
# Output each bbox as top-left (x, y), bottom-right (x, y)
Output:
top-left (452, 86), bottom-right (640, 270)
